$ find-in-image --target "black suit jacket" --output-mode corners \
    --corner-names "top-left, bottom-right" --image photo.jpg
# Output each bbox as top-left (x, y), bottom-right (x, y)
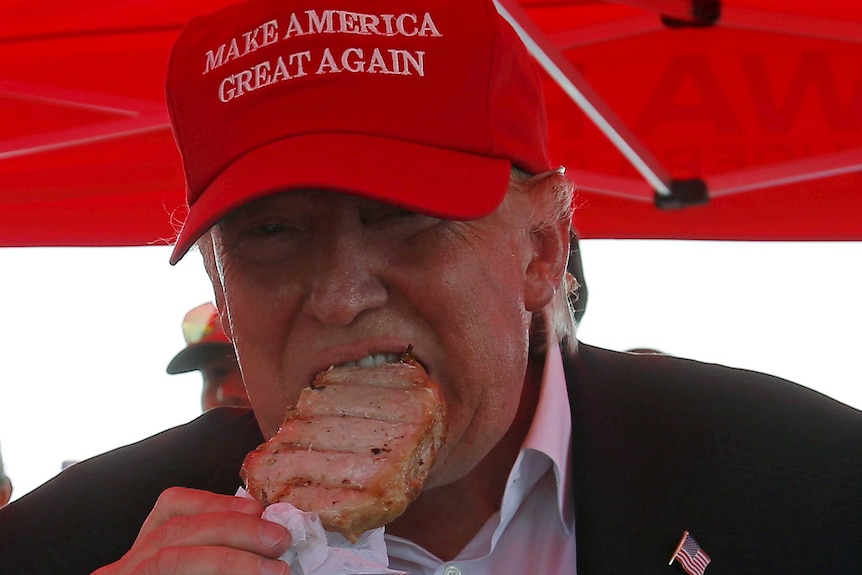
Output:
top-left (565, 344), bottom-right (861, 574)
top-left (1, 343), bottom-right (860, 574)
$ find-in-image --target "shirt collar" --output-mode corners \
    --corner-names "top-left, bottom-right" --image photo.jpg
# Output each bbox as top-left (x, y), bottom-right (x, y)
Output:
top-left (496, 337), bottom-right (574, 538)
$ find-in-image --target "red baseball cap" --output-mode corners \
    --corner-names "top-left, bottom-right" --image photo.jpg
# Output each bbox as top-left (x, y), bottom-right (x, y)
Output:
top-left (167, 0), bottom-right (552, 264)
top-left (166, 302), bottom-right (233, 374)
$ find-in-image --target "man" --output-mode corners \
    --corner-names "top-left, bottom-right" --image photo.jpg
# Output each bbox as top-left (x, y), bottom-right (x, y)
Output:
top-left (167, 302), bottom-right (250, 411)
top-left (0, 0), bottom-right (859, 574)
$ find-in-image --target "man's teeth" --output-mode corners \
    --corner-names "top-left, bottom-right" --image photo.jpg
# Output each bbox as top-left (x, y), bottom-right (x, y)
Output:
top-left (337, 353), bottom-right (402, 368)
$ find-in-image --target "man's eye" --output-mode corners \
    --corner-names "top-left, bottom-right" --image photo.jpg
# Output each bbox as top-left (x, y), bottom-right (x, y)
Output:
top-left (248, 223), bottom-right (293, 236)
top-left (384, 208), bottom-right (415, 219)
top-left (223, 221), bottom-right (305, 263)
top-left (237, 219), bottom-right (308, 241)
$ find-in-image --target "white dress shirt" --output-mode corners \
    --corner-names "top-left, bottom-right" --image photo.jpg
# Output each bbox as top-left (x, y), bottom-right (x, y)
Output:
top-left (386, 341), bottom-right (577, 575)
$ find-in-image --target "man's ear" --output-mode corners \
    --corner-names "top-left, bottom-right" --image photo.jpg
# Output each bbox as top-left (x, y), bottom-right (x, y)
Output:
top-left (523, 200), bottom-right (571, 312)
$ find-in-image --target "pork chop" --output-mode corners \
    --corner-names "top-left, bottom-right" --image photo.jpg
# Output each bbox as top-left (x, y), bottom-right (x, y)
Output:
top-left (241, 352), bottom-right (446, 542)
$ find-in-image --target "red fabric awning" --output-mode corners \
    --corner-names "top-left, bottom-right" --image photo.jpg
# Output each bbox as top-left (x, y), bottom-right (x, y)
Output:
top-left (1, 0), bottom-right (860, 246)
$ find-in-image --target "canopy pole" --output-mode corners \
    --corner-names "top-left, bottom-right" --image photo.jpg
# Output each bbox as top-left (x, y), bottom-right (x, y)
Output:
top-left (494, 0), bottom-right (673, 197)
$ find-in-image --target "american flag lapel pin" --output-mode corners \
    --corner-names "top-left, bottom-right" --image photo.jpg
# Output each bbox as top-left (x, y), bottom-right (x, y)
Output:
top-left (668, 531), bottom-right (711, 575)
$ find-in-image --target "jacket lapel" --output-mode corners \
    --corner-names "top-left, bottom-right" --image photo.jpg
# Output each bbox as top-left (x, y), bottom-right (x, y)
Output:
top-left (564, 345), bottom-right (716, 575)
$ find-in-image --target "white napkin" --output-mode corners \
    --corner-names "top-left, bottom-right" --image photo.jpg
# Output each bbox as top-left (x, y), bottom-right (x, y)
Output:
top-left (236, 488), bottom-right (406, 575)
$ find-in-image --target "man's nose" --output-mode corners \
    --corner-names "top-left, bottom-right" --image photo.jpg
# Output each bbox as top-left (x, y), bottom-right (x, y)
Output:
top-left (305, 232), bottom-right (388, 326)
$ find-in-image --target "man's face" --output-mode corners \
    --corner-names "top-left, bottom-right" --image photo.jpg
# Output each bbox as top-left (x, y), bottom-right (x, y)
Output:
top-left (208, 189), bottom-right (549, 488)
top-left (199, 351), bottom-right (249, 411)
top-left (0, 475), bottom-right (11, 508)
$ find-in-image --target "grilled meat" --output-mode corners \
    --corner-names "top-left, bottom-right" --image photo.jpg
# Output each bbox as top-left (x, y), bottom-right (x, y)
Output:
top-left (241, 354), bottom-right (446, 542)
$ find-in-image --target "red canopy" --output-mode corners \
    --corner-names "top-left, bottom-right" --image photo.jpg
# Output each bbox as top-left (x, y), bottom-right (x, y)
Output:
top-left (2, 0), bottom-right (860, 246)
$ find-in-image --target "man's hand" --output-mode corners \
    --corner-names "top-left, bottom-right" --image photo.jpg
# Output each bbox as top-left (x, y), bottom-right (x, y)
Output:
top-left (92, 487), bottom-right (291, 575)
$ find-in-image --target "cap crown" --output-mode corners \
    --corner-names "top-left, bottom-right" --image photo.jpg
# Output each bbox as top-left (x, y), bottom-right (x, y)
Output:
top-left (181, 302), bottom-right (229, 345)
top-left (167, 0), bottom-right (550, 262)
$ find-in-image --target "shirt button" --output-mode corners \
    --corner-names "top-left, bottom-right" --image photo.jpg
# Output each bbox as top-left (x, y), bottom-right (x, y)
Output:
top-left (444, 567), bottom-right (461, 575)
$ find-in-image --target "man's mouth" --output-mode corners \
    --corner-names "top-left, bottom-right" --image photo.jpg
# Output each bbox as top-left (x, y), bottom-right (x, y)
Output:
top-left (333, 352), bottom-right (403, 369)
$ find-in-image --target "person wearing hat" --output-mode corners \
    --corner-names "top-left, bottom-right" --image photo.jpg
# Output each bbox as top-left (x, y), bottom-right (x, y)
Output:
top-left (1, 0), bottom-right (860, 574)
top-left (167, 302), bottom-right (250, 411)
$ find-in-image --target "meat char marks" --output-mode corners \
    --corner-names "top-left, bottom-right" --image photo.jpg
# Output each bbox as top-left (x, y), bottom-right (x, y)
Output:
top-left (241, 352), bottom-right (446, 542)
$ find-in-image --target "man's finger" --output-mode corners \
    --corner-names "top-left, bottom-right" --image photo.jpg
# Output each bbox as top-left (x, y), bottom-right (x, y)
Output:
top-left (136, 487), bottom-right (263, 540)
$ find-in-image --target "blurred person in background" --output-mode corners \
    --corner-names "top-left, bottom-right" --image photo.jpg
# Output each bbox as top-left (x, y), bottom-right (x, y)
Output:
top-left (167, 302), bottom-right (249, 411)
top-left (0, 441), bottom-right (12, 508)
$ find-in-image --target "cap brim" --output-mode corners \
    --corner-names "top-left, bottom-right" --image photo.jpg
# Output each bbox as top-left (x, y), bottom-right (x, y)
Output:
top-left (170, 133), bottom-right (512, 264)
top-left (166, 342), bottom-right (234, 374)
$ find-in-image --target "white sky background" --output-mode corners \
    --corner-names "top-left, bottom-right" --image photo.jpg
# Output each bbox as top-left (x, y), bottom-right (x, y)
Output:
top-left (1, 240), bottom-right (860, 503)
